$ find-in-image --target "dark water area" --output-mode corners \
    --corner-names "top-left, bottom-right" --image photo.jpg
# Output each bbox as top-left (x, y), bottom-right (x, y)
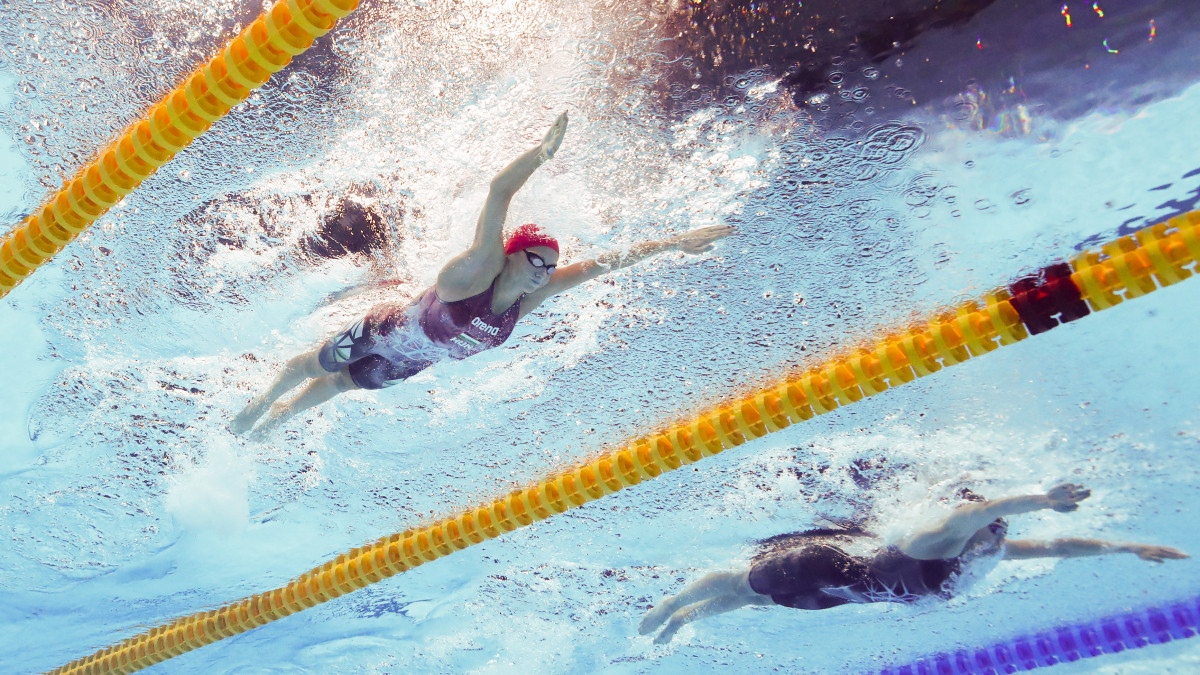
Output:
top-left (655, 0), bottom-right (1200, 130)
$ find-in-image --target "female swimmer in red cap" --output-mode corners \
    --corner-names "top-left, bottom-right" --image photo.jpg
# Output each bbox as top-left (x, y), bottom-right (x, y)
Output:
top-left (233, 112), bottom-right (733, 436)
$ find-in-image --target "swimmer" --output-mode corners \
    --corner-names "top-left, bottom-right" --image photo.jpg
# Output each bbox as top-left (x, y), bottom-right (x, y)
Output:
top-left (233, 111), bottom-right (734, 437)
top-left (639, 483), bottom-right (1187, 644)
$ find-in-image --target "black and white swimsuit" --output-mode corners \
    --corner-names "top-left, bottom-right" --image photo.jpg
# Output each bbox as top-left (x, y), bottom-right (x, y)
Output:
top-left (747, 542), bottom-right (1002, 610)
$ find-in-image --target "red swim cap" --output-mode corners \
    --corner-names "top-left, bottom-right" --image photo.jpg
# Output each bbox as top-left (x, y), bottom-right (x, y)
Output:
top-left (504, 223), bottom-right (559, 255)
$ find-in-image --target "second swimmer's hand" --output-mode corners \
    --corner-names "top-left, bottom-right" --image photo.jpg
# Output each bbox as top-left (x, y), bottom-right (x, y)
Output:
top-left (1045, 483), bottom-right (1091, 512)
top-left (671, 224), bottom-right (736, 254)
top-left (538, 111), bottom-right (569, 163)
top-left (1130, 544), bottom-right (1189, 563)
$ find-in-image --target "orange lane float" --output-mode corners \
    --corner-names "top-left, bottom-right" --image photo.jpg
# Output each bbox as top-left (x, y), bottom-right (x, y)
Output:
top-left (0, 0), bottom-right (363, 300)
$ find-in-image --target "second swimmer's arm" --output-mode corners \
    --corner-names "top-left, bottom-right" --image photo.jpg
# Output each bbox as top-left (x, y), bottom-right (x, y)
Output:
top-left (899, 484), bottom-right (1092, 560)
top-left (1005, 538), bottom-right (1189, 562)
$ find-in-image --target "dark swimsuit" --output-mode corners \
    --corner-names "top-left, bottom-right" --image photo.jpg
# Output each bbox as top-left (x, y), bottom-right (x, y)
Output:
top-left (748, 543), bottom-right (974, 610)
top-left (317, 281), bottom-right (521, 389)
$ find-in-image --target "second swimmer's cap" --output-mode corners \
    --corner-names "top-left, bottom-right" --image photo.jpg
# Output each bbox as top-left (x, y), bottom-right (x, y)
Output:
top-left (504, 223), bottom-right (559, 255)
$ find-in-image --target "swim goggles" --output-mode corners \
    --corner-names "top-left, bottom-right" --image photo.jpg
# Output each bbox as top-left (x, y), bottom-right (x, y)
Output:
top-left (524, 249), bottom-right (557, 273)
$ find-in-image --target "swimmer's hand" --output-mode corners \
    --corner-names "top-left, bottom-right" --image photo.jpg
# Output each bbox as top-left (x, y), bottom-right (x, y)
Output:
top-left (1045, 483), bottom-right (1091, 512)
top-left (1128, 544), bottom-right (1189, 564)
top-left (670, 224), bottom-right (736, 254)
top-left (538, 111), bottom-right (569, 164)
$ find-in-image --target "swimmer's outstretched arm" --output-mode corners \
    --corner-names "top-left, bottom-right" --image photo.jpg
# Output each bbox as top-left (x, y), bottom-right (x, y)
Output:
top-left (437, 112), bottom-right (569, 300)
top-left (516, 224), bottom-right (735, 318)
top-left (899, 483), bottom-right (1091, 560)
top-left (1004, 538), bottom-right (1189, 563)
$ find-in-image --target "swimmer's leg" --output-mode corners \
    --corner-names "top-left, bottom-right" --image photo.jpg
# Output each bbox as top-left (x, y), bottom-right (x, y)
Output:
top-left (639, 570), bottom-right (754, 635)
top-left (654, 592), bottom-right (765, 645)
top-left (248, 369), bottom-right (359, 439)
top-left (232, 349), bottom-right (326, 434)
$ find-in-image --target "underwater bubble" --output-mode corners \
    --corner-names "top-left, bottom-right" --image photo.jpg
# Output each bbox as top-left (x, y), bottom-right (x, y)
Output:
top-left (282, 71), bottom-right (317, 104)
top-left (67, 20), bottom-right (94, 41)
top-left (859, 122), bottom-right (926, 165)
top-left (332, 32), bottom-right (360, 57)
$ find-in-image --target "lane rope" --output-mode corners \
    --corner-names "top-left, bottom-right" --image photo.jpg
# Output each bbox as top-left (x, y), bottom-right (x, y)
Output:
top-left (876, 594), bottom-right (1200, 674)
top-left (0, 0), bottom-right (363, 300)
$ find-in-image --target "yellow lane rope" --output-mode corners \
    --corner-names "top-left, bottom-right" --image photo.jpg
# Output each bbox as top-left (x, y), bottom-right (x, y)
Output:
top-left (50, 210), bottom-right (1199, 674)
top-left (0, 0), bottom-right (363, 300)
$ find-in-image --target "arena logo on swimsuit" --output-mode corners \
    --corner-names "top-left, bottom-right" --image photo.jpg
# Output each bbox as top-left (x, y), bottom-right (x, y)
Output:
top-left (470, 317), bottom-right (500, 336)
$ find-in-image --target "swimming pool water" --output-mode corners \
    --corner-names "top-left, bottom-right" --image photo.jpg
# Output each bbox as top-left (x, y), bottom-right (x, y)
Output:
top-left (2, 1), bottom-right (1200, 673)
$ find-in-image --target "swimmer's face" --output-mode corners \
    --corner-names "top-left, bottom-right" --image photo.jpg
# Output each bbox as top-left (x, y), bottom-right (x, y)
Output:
top-left (965, 518), bottom-right (1008, 554)
top-left (512, 245), bottom-right (558, 291)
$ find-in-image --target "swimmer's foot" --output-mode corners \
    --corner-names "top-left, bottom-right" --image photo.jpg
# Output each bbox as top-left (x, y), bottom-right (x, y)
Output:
top-left (246, 403), bottom-right (293, 441)
top-left (246, 420), bottom-right (275, 443)
top-left (653, 617), bottom-right (682, 645)
top-left (231, 395), bottom-right (272, 435)
top-left (246, 416), bottom-right (282, 442)
top-left (638, 599), bottom-right (676, 635)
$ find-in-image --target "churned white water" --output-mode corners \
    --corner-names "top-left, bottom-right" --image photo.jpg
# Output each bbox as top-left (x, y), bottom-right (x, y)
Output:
top-left (2, 1), bottom-right (1200, 673)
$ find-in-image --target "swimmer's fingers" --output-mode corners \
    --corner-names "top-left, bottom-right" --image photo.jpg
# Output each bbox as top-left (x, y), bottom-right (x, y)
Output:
top-left (1046, 483), bottom-right (1090, 511)
top-left (1138, 549), bottom-right (1165, 563)
top-left (673, 224), bottom-right (737, 254)
top-left (676, 240), bottom-right (713, 254)
top-left (679, 238), bottom-right (716, 253)
top-left (695, 224), bottom-right (736, 236)
top-left (1048, 482), bottom-right (1086, 494)
top-left (1135, 545), bottom-right (1189, 563)
top-left (539, 111), bottom-right (569, 163)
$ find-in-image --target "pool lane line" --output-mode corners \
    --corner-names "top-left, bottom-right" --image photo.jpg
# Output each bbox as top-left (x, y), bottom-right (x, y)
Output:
top-left (48, 211), bottom-right (1200, 674)
top-left (876, 594), bottom-right (1200, 674)
top-left (0, 0), bottom-right (363, 301)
